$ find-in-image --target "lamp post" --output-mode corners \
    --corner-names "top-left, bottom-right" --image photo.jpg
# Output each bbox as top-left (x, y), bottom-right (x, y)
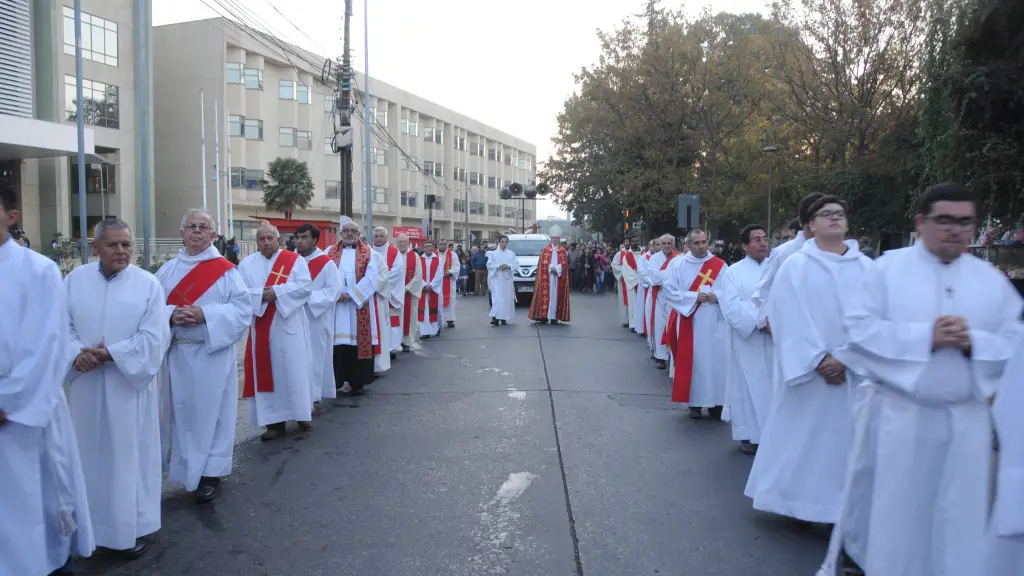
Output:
top-left (763, 145), bottom-right (778, 238)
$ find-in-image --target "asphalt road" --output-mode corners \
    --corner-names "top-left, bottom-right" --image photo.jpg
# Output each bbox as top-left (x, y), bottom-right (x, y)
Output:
top-left (82, 292), bottom-right (827, 576)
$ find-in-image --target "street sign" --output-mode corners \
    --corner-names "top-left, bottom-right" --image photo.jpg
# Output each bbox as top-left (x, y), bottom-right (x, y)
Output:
top-left (677, 194), bottom-right (700, 229)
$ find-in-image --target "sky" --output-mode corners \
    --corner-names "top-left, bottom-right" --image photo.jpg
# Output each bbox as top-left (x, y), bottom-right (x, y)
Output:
top-left (153, 0), bottom-right (770, 218)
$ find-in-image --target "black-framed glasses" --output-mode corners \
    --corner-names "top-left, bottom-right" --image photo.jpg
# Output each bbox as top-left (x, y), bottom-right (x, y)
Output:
top-left (814, 210), bottom-right (847, 221)
top-left (185, 223), bottom-right (212, 232)
top-left (926, 215), bottom-right (976, 230)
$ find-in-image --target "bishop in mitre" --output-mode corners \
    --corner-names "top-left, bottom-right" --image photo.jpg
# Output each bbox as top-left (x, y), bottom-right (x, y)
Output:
top-left (157, 209), bottom-right (250, 502)
top-left (611, 236), bottom-right (641, 330)
top-left (1, 186), bottom-right (94, 575)
top-left (528, 225), bottom-right (570, 324)
top-left (371, 226), bottom-right (405, 372)
top-left (397, 234), bottom-right (424, 350)
top-left (487, 234), bottom-right (517, 326)
top-left (419, 240), bottom-right (446, 338)
top-left (65, 219), bottom-right (170, 558)
top-left (330, 220), bottom-right (380, 396)
top-left (238, 223), bottom-right (313, 440)
top-left (293, 223), bottom-right (342, 411)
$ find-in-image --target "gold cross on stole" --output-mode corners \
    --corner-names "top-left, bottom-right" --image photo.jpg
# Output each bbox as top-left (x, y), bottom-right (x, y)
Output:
top-left (696, 269), bottom-right (715, 289)
top-left (268, 265), bottom-right (290, 285)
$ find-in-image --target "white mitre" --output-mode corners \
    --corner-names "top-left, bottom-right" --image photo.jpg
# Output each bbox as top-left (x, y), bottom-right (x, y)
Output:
top-left (549, 225), bottom-right (563, 238)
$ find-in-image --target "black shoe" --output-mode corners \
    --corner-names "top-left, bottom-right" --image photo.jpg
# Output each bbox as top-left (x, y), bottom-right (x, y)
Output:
top-left (840, 550), bottom-right (865, 575)
top-left (655, 359), bottom-right (667, 369)
top-left (630, 328), bottom-right (636, 333)
top-left (196, 476), bottom-right (220, 503)
top-left (538, 319), bottom-right (549, 324)
top-left (739, 440), bottom-right (758, 455)
top-left (422, 335), bottom-right (431, 340)
top-left (350, 385), bottom-right (365, 396)
top-left (117, 540), bottom-right (148, 560)
top-left (688, 407), bottom-right (704, 419)
top-left (447, 321), bottom-right (455, 328)
top-left (551, 320), bottom-right (559, 325)
top-left (622, 323), bottom-right (629, 328)
top-left (401, 344), bottom-right (410, 352)
top-left (390, 352), bottom-right (397, 360)
top-left (491, 318), bottom-right (498, 326)
top-left (708, 406), bottom-right (724, 421)
top-left (499, 320), bottom-right (507, 326)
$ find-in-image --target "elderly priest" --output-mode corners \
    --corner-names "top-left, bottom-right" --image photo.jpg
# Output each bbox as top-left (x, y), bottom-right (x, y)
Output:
top-left (528, 225), bottom-right (571, 324)
top-left (157, 209), bottom-right (251, 502)
top-left (238, 223), bottom-right (314, 440)
top-left (329, 220), bottom-right (380, 396)
top-left (65, 219), bottom-right (170, 558)
top-left (398, 234), bottom-right (424, 350)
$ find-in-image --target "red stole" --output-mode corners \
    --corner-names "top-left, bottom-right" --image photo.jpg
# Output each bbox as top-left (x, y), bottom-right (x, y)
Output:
top-left (328, 241), bottom-right (375, 359)
top-left (385, 245), bottom-right (401, 327)
top-left (648, 251), bottom-right (680, 337)
top-left (665, 256), bottom-right (726, 403)
top-left (527, 243), bottom-right (571, 322)
top-left (403, 250), bottom-right (418, 335)
top-left (440, 250), bottom-right (454, 308)
top-left (307, 254), bottom-right (332, 280)
top-left (166, 257), bottom-right (235, 307)
top-left (619, 250), bottom-right (638, 305)
top-left (419, 255), bottom-right (440, 323)
top-left (243, 250), bottom-right (299, 398)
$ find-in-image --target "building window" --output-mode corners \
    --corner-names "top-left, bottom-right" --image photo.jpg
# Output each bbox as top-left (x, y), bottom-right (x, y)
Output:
top-left (233, 220), bottom-right (260, 241)
top-left (487, 176), bottom-right (497, 189)
top-left (496, 177), bottom-right (504, 188)
top-left (488, 204), bottom-right (502, 217)
top-left (325, 93), bottom-right (335, 112)
top-left (455, 137), bottom-right (466, 151)
top-left (69, 163), bottom-right (116, 195)
top-left (400, 155), bottom-right (419, 171)
top-left (496, 149), bottom-right (503, 162)
top-left (297, 85), bottom-right (310, 104)
top-left (229, 115), bottom-right (243, 137)
top-left (400, 118), bottom-right (408, 134)
top-left (433, 129), bottom-right (443, 144)
top-left (505, 206), bottom-right (517, 218)
top-left (433, 196), bottom-right (444, 210)
top-left (454, 228), bottom-right (464, 242)
top-left (401, 191), bottom-right (417, 207)
top-left (62, 7), bottom-right (118, 67)
top-left (325, 136), bottom-right (337, 153)
top-left (408, 120), bottom-right (418, 137)
top-left (470, 202), bottom-right (485, 215)
top-left (325, 180), bottom-right (341, 199)
top-left (488, 148), bottom-right (497, 161)
top-left (279, 80), bottom-right (295, 99)
top-left (518, 157), bottom-right (528, 170)
top-left (297, 130), bottom-right (312, 150)
top-left (453, 198), bottom-right (465, 213)
top-left (375, 107), bottom-right (387, 127)
top-left (372, 186), bottom-right (387, 204)
top-left (505, 154), bottom-right (514, 166)
top-left (433, 162), bottom-right (443, 177)
top-left (453, 167), bottom-right (467, 182)
top-left (245, 169), bottom-right (264, 190)
top-left (226, 63), bottom-right (243, 84)
top-left (470, 142), bottom-right (481, 156)
top-left (421, 160), bottom-right (434, 175)
top-left (279, 127), bottom-right (296, 147)
top-left (243, 68), bottom-right (263, 90)
top-left (423, 127), bottom-right (434, 142)
top-left (230, 167), bottom-right (243, 188)
top-left (243, 119), bottom-right (263, 140)
top-left (64, 76), bottom-right (119, 129)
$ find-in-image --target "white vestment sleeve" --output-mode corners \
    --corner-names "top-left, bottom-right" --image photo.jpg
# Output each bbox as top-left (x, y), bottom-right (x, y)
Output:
top-left (405, 256), bottom-right (424, 295)
top-left (964, 279), bottom-right (1024, 396)
top-left (3, 261), bottom-right (67, 427)
top-left (992, 335), bottom-right (1024, 537)
top-left (63, 273), bottom-right (92, 383)
top-left (387, 253), bottom-right (405, 307)
top-left (486, 252), bottom-right (499, 278)
top-left (719, 268), bottom-right (758, 338)
top-left (307, 260), bottom-right (343, 319)
top-left (199, 269), bottom-right (252, 353)
top-left (664, 259), bottom-right (699, 317)
top-left (349, 251), bottom-right (379, 309)
top-left (754, 252), bottom-right (784, 323)
top-left (428, 260), bottom-right (444, 293)
top-left (272, 256), bottom-right (312, 318)
top-left (374, 252), bottom-right (390, 297)
top-left (105, 274), bottom-right (172, 390)
top-left (771, 259), bottom-right (830, 387)
top-left (239, 259), bottom-right (268, 317)
top-left (611, 253), bottom-right (623, 282)
top-left (621, 257), bottom-right (639, 289)
top-left (550, 250), bottom-right (563, 277)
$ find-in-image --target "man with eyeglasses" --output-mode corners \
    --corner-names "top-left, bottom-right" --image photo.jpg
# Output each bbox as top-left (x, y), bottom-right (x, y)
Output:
top-left (816, 183), bottom-right (1024, 576)
top-left (745, 195), bottom-right (871, 535)
top-left (328, 221), bottom-right (380, 396)
top-left (156, 209), bottom-right (251, 502)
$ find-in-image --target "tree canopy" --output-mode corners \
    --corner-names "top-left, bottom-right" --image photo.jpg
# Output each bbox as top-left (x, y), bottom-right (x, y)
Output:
top-left (542, 0), bottom-right (1024, 242)
top-left (261, 157), bottom-right (314, 217)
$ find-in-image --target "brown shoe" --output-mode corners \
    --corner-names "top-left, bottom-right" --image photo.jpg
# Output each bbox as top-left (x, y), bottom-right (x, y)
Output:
top-left (260, 427), bottom-right (284, 441)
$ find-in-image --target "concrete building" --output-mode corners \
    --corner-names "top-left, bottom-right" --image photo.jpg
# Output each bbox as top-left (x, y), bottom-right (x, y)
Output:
top-left (0, 0), bottom-right (153, 249)
top-left (152, 17), bottom-right (537, 250)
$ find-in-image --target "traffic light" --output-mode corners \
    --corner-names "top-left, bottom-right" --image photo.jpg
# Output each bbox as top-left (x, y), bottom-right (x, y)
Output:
top-left (624, 209), bottom-right (631, 233)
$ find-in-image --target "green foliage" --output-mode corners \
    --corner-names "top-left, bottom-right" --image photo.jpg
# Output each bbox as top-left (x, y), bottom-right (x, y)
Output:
top-left (135, 252), bottom-right (170, 274)
top-left (51, 232), bottom-right (81, 277)
top-left (261, 157), bottom-right (314, 216)
top-left (547, 0), bottom-right (1023, 242)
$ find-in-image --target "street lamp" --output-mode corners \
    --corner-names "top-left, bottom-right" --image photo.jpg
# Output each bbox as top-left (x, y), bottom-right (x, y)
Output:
top-left (763, 145), bottom-right (778, 238)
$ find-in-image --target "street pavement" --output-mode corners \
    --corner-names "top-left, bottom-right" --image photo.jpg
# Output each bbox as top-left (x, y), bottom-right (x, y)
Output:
top-left (82, 292), bottom-right (827, 575)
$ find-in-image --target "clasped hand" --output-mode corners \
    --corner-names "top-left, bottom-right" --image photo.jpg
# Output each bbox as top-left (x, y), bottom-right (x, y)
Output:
top-left (262, 286), bottom-right (277, 303)
top-left (698, 291), bottom-right (718, 304)
top-left (73, 342), bottom-right (112, 373)
top-left (338, 292), bottom-right (351, 302)
top-left (816, 354), bottom-right (846, 385)
top-left (932, 315), bottom-right (971, 350)
top-left (171, 306), bottom-right (206, 327)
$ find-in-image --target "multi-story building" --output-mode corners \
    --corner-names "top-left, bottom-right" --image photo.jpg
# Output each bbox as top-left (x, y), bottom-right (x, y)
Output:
top-left (152, 17), bottom-right (537, 249)
top-left (0, 0), bottom-right (153, 248)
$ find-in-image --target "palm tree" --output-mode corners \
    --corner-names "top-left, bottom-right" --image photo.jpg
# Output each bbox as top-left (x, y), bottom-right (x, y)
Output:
top-left (261, 157), bottom-right (314, 219)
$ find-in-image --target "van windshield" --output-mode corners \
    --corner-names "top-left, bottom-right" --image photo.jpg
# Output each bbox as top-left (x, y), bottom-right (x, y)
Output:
top-left (506, 239), bottom-right (549, 257)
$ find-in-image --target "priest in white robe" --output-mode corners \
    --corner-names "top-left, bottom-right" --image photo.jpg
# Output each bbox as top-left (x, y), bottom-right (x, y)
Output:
top-left (1, 193), bottom-right (94, 576)
top-left (527, 226), bottom-right (571, 323)
top-left (634, 241), bottom-right (655, 339)
top-left (330, 220), bottom-right (380, 396)
top-left (663, 230), bottom-right (729, 418)
top-left (611, 237), bottom-right (641, 330)
top-left (294, 223), bottom-right (342, 410)
top-left (371, 227), bottom-right (404, 371)
top-left (157, 209), bottom-right (250, 503)
top-left (238, 223), bottom-right (313, 439)
top-left (752, 192), bottom-right (822, 328)
top-left (397, 235), bottom-right (424, 350)
top-left (437, 240), bottom-right (459, 328)
top-left (487, 235), bottom-right (517, 325)
top-left (65, 219), bottom-right (170, 558)
top-left (985, 334), bottom-right (1024, 575)
top-left (718, 224), bottom-right (772, 454)
top-left (745, 196), bottom-right (872, 525)
top-left (646, 234), bottom-right (682, 368)
top-left (419, 240), bottom-right (446, 338)
top-left (815, 184), bottom-right (1024, 576)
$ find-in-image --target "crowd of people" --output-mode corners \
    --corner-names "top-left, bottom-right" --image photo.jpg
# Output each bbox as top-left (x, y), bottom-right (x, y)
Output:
top-left (608, 184), bottom-right (1024, 575)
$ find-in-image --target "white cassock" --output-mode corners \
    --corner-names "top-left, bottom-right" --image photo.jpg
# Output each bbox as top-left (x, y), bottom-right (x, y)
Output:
top-left (487, 248), bottom-right (517, 321)
top-left (440, 249), bottom-right (458, 324)
top-left (646, 251), bottom-right (679, 361)
top-left (545, 242), bottom-right (564, 320)
top-left (302, 248), bottom-right (342, 404)
top-left (333, 245), bottom-right (379, 349)
top-left (611, 249), bottom-right (640, 328)
top-left (387, 249), bottom-right (406, 353)
top-left (985, 334), bottom-right (1024, 575)
top-left (238, 250), bottom-right (313, 426)
top-left (1, 239), bottom-right (95, 575)
top-left (752, 230), bottom-right (805, 327)
top-left (371, 245), bottom-right (404, 370)
top-left (718, 256), bottom-right (773, 443)
top-left (635, 251), bottom-right (652, 338)
top-left (815, 244), bottom-right (1024, 576)
top-left (156, 246), bottom-right (250, 491)
top-left (420, 254), bottom-right (445, 337)
top-left (664, 252), bottom-right (729, 406)
top-left (744, 239), bottom-right (870, 523)
top-left (64, 263), bottom-right (170, 551)
top-left (400, 249), bottom-right (424, 347)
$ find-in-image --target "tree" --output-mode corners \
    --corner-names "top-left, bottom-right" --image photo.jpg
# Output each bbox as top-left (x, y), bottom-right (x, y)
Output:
top-left (261, 157), bottom-right (314, 217)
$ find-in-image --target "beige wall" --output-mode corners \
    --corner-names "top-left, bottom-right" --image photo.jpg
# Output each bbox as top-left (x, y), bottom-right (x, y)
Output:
top-left (153, 18), bottom-right (538, 243)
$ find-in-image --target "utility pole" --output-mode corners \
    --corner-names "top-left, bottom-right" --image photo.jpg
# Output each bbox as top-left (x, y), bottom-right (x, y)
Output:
top-left (336, 0), bottom-right (354, 220)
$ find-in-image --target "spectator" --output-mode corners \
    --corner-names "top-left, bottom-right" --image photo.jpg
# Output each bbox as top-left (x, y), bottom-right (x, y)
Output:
top-left (458, 256), bottom-right (470, 295)
top-left (471, 245), bottom-right (489, 295)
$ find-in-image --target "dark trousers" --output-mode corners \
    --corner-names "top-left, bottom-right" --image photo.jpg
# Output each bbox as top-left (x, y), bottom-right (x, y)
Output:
top-left (333, 344), bottom-right (374, 392)
top-left (50, 557), bottom-right (74, 574)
